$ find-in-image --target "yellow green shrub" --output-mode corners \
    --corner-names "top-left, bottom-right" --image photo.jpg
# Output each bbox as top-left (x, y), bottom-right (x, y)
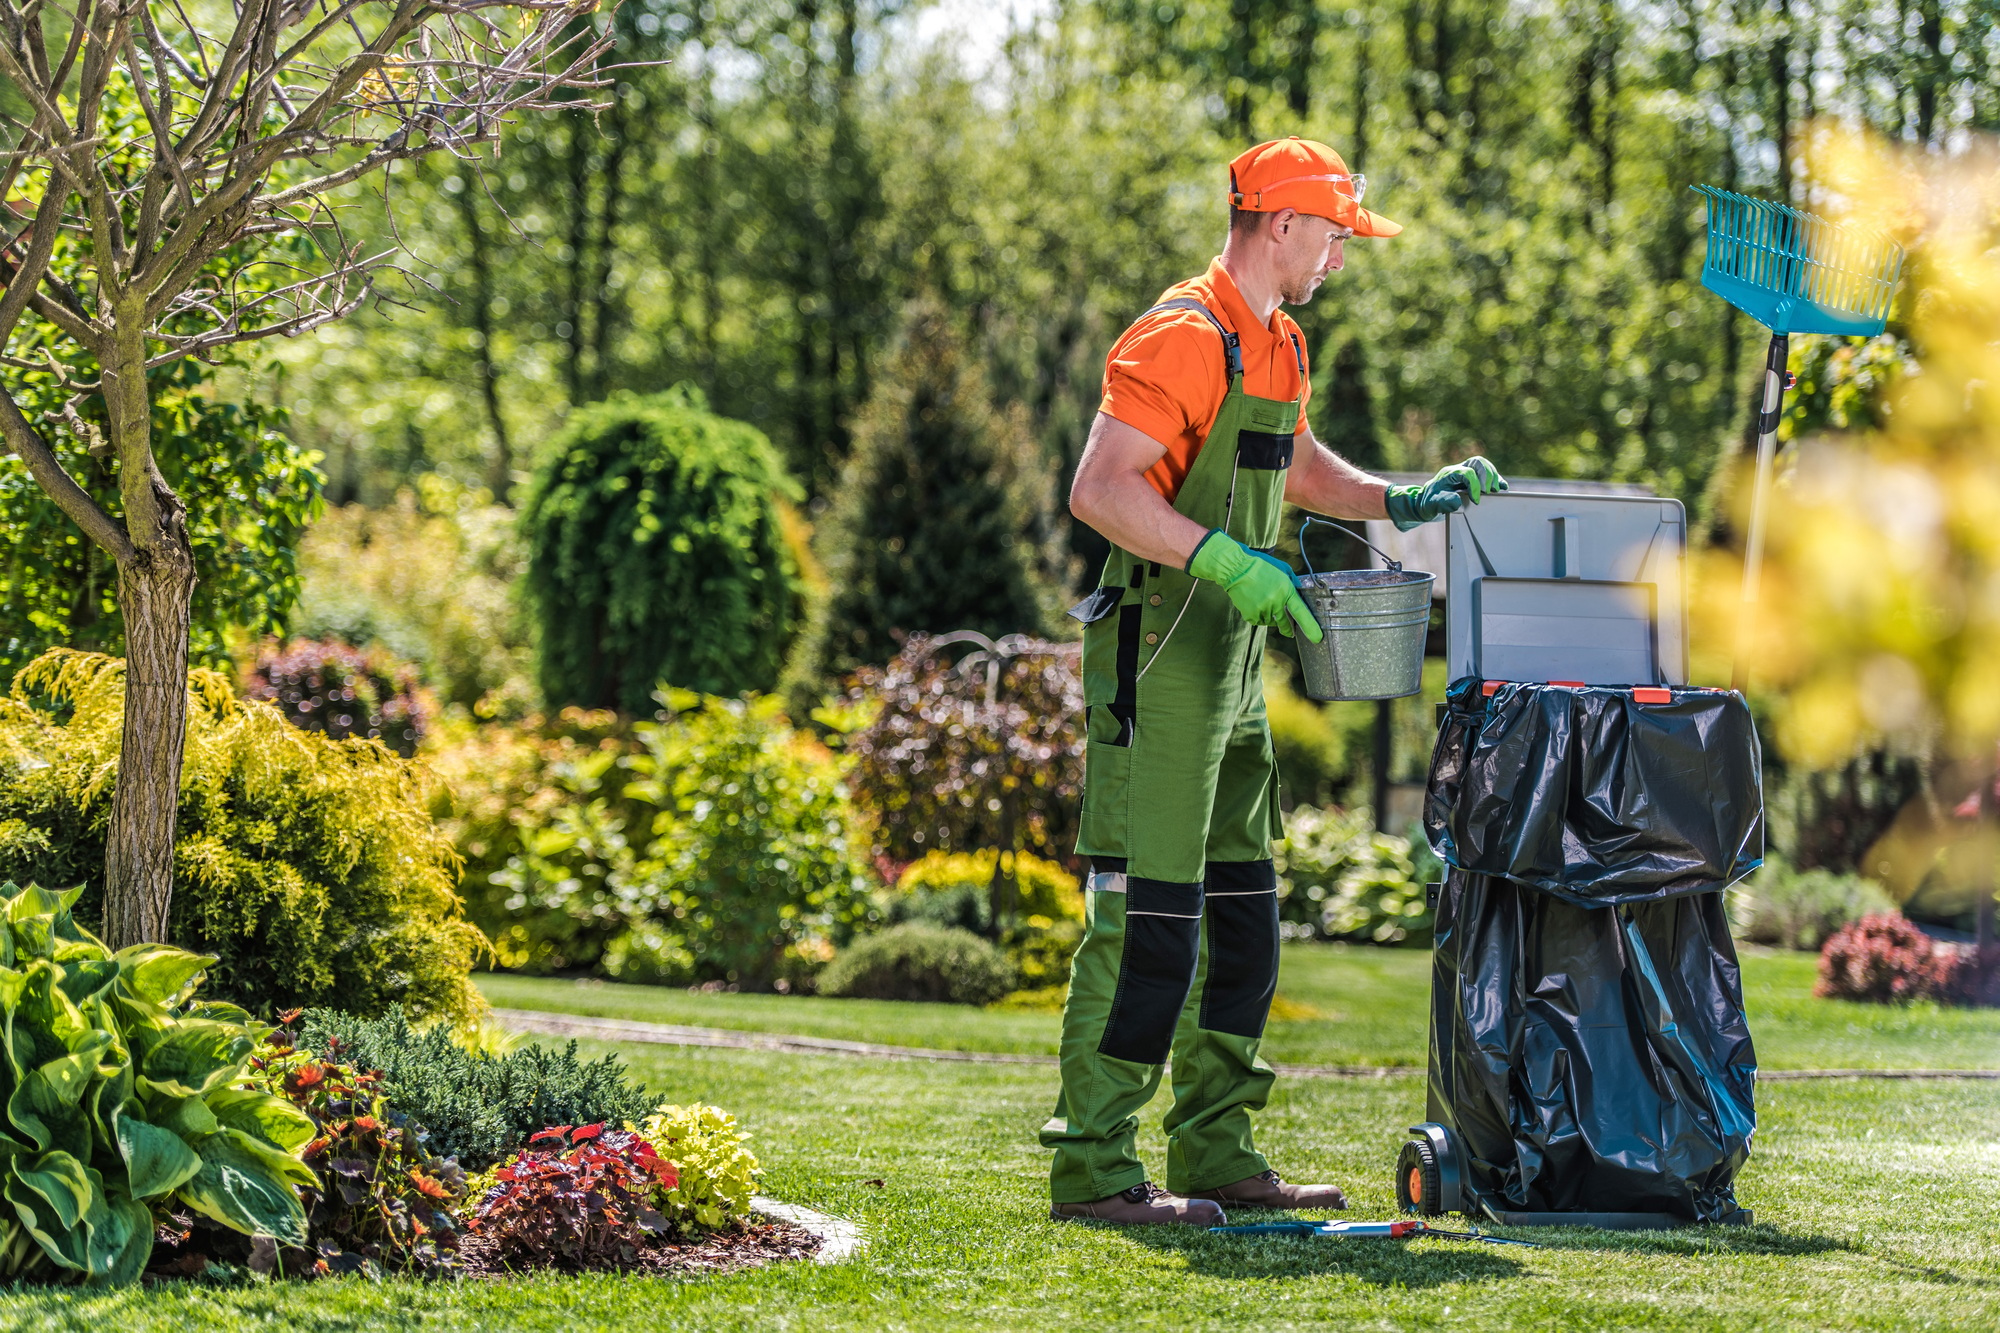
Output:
top-left (0, 649), bottom-right (485, 1023)
top-left (895, 849), bottom-right (1083, 924)
top-left (889, 849), bottom-right (1082, 989)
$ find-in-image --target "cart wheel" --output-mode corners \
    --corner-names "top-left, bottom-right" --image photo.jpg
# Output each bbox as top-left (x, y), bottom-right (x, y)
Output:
top-left (1396, 1137), bottom-right (1444, 1216)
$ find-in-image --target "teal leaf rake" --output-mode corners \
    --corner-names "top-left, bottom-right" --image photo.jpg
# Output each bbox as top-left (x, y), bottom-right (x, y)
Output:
top-left (1691, 185), bottom-right (1907, 690)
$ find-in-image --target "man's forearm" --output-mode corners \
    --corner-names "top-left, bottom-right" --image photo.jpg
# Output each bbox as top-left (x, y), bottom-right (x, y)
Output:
top-left (1284, 437), bottom-right (1393, 519)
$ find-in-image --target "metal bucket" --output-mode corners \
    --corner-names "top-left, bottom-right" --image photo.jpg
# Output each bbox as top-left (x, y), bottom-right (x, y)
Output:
top-left (1293, 517), bottom-right (1435, 701)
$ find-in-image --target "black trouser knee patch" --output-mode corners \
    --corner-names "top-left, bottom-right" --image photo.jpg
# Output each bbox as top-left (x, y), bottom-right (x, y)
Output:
top-left (1100, 876), bottom-right (1202, 1064)
top-left (1200, 860), bottom-right (1279, 1038)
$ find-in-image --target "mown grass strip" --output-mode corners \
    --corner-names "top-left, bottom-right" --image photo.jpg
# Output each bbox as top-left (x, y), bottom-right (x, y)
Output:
top-left (495, 1007), bottom-right (1999, 1082)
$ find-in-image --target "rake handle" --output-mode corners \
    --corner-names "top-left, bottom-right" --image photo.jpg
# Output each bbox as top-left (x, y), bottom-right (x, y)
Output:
top-left (1732, 332), bottom-right (1789, 693)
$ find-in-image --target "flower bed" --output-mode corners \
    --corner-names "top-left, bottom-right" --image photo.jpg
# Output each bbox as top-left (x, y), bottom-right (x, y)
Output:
top-left (0, 878), bottom-right (798, 1288)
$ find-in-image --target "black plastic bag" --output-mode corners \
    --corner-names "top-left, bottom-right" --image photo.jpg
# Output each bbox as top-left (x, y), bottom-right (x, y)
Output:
top-left (1421, 679), bottom-right (1763, 1224)
top-left (1427, 870), bottom-right (1757, 1222)
top-left (1425, 679), bottom-right (1764, 906)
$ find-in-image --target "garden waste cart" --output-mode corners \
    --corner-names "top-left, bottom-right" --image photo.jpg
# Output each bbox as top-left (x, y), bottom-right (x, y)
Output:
top-left (1395, 491), bottom-right (1764, 1229)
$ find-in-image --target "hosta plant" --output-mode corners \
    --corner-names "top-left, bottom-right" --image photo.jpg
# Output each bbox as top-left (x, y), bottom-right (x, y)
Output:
top-left (0, 882), bottom-right (314, 1286)
top-left (631, 1103), bottom-right (762, 1233)
top-left (471, 1123), bottom-right (679, 1270)
top-left (249, 1024), bottom-right (468, 1276)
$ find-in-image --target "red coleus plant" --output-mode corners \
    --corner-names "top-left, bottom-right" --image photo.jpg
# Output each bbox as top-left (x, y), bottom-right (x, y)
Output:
top-left (255, 1023), bottom-right (469, 1277)
top-left (472, 1122), bottom-right (681, 1270)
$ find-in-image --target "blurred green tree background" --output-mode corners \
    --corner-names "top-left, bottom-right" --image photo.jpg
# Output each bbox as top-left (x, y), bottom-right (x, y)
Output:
top-left (272, 0), bottom-right (1991, 538)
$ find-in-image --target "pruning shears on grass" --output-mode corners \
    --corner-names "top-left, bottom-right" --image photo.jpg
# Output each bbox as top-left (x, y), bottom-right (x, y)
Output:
top-left (1211, 1220), bottom-right (1540, 1248)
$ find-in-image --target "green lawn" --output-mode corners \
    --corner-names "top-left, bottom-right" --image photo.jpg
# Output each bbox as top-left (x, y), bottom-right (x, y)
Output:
top-left (480, 941), bottom-right (2000, 1071)
top-left (5, 943), bottom-right (1996, 1330)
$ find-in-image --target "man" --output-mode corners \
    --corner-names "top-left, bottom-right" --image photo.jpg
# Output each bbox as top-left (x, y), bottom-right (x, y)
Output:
top-left (1041, 138), bottom-right (1505, 1227)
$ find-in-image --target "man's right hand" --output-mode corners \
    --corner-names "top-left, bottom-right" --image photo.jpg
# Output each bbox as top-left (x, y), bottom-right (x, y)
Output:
top-left (1187, 531), bottom-right (1323, 642)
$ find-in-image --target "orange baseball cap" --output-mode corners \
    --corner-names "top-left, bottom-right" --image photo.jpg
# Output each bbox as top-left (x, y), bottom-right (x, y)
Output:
top-left (1227, 138), bottom-right (1402, 238)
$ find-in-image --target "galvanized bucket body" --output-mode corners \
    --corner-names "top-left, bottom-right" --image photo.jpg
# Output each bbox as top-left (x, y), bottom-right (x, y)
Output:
top-left (1294, 568), bottom-right (1435, 701)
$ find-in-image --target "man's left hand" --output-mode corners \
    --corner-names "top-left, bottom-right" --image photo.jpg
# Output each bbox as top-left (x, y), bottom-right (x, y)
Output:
top-left (1384, 458), bottom-right (1508, 530)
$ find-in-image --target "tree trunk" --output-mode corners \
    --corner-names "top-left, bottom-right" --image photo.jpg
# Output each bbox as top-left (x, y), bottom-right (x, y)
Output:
top-left (100, 307), bottom-right (197, 949)
top-left (103, 534), bottom-right (196, 946)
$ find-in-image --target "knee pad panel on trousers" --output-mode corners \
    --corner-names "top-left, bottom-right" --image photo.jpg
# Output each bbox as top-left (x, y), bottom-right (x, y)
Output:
top-left (1200, 860), bottom-right (1280, 1038)
top-left (1099, 876), bottom-right (1202, 1065)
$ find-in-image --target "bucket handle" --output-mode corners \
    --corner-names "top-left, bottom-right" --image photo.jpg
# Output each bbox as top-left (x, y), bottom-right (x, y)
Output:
top-left (1297, 514), bottom-right (1405, 578)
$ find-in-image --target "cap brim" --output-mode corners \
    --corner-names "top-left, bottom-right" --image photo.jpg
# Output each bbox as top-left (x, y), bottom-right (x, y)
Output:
top-left (1350, 207), bottom-right (1402, 238)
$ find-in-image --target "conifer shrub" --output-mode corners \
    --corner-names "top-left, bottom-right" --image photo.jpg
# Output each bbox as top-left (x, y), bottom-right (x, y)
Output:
top-left (521, 385), bottom-right (804, 713)
top-left (817, 922), bottom-right (1016, 1005)
top-left (246, 637), bottom-right (429, 756)
top-left (0, 649), bottom-right (483, 1023)
top-left (785, 298), bottom-right (1072, 697)
top-left (298, 1006), bottom-right (656, 1169)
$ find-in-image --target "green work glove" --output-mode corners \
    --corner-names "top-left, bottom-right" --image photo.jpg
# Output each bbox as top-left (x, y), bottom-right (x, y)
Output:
top-left (1187, 530), bottom-right (1323, 643)
top-left (1384, 458), bottom-right (1509, 531)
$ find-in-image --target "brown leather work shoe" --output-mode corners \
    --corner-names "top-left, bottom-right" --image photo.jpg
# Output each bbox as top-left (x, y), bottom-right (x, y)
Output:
top-left (1050, 1181), bottom-right (1227, 1227)
top-left (1188, 1169), bottom-right (1348, 1210)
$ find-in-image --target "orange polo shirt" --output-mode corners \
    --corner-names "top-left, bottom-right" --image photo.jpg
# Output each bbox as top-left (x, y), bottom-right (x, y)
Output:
top-left (1099, 259), bottom-right (1312, 503)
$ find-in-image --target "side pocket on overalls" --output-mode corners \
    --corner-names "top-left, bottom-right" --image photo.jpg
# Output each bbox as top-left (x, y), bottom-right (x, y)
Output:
top-left (1078, 602), bottom-right (1142, 856)
top-left (1080, 727), bottom-right (1133, 853)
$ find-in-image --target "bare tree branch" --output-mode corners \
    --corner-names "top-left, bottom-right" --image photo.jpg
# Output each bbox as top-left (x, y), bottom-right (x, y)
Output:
top-left (1, 0), bottom-right (619, 545)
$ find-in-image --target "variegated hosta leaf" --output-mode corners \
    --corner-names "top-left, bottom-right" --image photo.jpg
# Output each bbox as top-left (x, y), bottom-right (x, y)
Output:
top-left (115, 1112), bottom-right (203, 1200)
top-left (178, 1128), bottom-right (311, 1246)
top-left (0, 884), bottom-right (315, 1285)
top-left (205, 1087), bottom-right (316, 1155)
top-left (110, 945), bottom-right (214, 1009)
top-left (140, 1019), bottom-right (256, 1099)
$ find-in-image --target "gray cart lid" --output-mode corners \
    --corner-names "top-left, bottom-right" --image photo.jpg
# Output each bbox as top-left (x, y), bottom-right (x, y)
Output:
top-left (1444, 491), bottom-right (1687, 686)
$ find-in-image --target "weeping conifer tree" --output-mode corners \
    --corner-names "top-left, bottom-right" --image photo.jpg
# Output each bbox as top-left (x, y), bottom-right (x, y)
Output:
top-left (523, 386), bottom-right (805, 713)
top-left (788, 299), bottom-right (1071, 695)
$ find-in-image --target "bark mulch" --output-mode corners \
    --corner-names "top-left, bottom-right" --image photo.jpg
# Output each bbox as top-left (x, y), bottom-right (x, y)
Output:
top-left (142, 1214), bottom-right (821, 1283)
top-left (456, 1216), bottom-right (822, 1279)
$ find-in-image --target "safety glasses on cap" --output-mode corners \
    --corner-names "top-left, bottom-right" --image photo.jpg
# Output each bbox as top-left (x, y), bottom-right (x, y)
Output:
top-left (1229, 172), bottom-right (1368, 208)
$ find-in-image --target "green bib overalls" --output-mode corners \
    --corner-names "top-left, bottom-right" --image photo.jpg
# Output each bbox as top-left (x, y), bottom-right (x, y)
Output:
top-left (1041, 298), bottom-right (1303, 1203)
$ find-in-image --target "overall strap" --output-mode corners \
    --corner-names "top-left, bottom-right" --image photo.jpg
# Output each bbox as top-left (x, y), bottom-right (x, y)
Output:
top-left (1286, 329), bottom-right (1306, 391)
top-left (1140, 297), bottom-right (1243, 382)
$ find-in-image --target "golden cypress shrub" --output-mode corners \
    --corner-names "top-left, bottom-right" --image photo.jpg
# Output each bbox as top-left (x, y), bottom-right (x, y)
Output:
top-left (0, 649), bottom-right (484, 1023)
